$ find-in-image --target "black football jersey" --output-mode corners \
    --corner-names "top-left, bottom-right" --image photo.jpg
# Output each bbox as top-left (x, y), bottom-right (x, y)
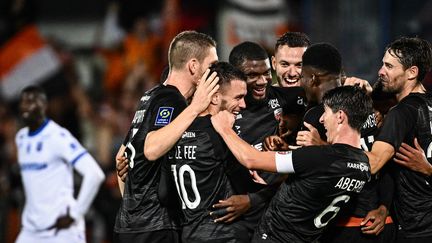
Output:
top-left (114, 84), bottom-right (186, 233)
top-left (234, 86), bottom-right (306, 151)
top-left (255, 145), bottom-right (371, 243)
top-left (376, 93), bottom-right (432, 237)
top-left (168, 115), bottom-right (249, 243)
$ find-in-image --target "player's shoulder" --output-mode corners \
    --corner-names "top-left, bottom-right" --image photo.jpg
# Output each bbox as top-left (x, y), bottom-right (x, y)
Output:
top-left (15, 127), bottom-right (29, 141)
top-left (269, 86), bottom-right (306, 104)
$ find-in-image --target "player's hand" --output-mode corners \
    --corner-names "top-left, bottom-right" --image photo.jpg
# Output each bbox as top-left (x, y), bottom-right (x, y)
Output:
top-left (47, 207), bottom-right (75, 234)
top-left (211, 110), bottom-right (236, 134)
top-left (361, 205), bottom-right (387, 235)
top-left (343, 77), bottom-right (372, 95)
top-left (395, 138), bottom-right (432, 176)
top-left (116, 156), bottom-right (129, 182)
top-left (263, 135), bottom-right (289, 151)
top-left (189, 69), bottom-right (219, 113)
top-left (296, 122), bottom-right (327, 146)
top-left (250, 170), bottom-right (267, 185)
top-left (210, 195), bottom-right (251, 223)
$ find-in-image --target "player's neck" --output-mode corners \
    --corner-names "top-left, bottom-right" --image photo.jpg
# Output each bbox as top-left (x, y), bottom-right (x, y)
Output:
top-left (396, 82), bottom-right (426, 101)
top-left (332, 128), bottom-right (361, 148)
top-left (164, 71), bottom-right (196, 99)
top-left (28, 117), bottom-right (47, 132)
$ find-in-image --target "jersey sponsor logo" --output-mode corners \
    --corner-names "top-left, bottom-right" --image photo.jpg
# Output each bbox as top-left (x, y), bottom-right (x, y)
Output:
top-left (334, 177), bottom-right (366, 193)
top-left (182, 131), bottom-right (196, 138)
top-left (132, 109), bottom-right (146, 124)
top-left (36, 141), bottom-right (43, 151)
top-left (362, 113), bottom-right (377, 129)
top-left (20, 162), bottom-right (48, 171)
top-left (347, 162), bottom-right (369, 172)
top-left (155, 107), bottom-right (174, 126)
top-left (268, 98), bottom-right (280, 109)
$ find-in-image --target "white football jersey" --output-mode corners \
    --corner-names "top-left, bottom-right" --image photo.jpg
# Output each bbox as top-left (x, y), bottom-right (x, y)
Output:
top-left (16, 119), bottom-right (87, 233)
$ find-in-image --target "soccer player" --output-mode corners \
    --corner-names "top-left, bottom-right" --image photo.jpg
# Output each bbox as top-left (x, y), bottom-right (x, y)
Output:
top-left (168, 61), bottom-right (259, 243)
top-left (211, 85), bottom-right (373, 243)
top-left (272, 32), bottom-right (311, 87)
top-left (294, 43), bottom-right (395, 243)
top-left (366, 37), bottom-right (432, 243)
top-left (15, 86), bottom-right (105, 243)
top-left (210, 41), bottom-right (305, 235)
top-left (113, 30), bottom-right (219, 243)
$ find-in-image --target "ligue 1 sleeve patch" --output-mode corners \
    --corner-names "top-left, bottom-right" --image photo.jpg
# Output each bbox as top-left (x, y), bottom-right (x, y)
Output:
top-left (155, 107), bottom-right (174, 126)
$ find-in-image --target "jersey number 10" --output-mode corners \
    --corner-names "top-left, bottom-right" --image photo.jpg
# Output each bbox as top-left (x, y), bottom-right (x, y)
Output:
top-left (171, 164), bottom-right (201, 209)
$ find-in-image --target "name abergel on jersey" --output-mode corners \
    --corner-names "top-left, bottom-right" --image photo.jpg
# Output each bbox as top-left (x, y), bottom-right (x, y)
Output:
top-left (334, 162), bottom-right (369, 193)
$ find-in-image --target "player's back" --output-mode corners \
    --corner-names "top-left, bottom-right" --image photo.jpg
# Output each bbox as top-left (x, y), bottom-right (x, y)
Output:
top-left (169, 115), bottom-right (249, 243)
top-left (256, 144), bottom-right (371, 243)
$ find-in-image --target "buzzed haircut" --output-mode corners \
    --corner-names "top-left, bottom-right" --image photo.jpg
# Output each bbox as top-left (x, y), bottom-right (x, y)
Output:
top-left (208, 62), bottom-right (246, 92)
top-left (20, 85), bottom-right (47, 103)
top-left (302, 43), bottom-right (342, 75)
top-left (386, 36), bottom-right (432, 82)
top-left (229, 41), bottom-right (269, 68)
top-left (275, 32), bottom-right (311, 51)
top-left (322, 86), bottom-right (373, 132)
top-left (168, 30), bottom-right (217, 70)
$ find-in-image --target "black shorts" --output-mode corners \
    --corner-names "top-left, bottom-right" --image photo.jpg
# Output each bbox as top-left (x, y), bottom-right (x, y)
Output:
top-left (113, 229), bottom-right (180, 243)
top-left (396, 230), bottom-right (432, 243)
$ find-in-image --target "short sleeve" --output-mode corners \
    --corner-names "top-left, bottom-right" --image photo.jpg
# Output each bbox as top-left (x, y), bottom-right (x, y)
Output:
top-left (292, 146), bottom-right (330, 177)
top-left (51, 129), bottom-right (87, 166)
top-left (376, 103), bottom-right (416, 149)
top-left (147, 93), bottom-right (187, 132)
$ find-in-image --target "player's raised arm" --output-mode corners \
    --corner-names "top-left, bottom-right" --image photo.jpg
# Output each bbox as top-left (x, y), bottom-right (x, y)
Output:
top-left (144, 70), bottom-right (219, 161)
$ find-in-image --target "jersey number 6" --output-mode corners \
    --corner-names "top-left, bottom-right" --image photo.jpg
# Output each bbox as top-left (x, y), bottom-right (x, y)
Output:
top-left (314, 194), bottom-right (350, 228)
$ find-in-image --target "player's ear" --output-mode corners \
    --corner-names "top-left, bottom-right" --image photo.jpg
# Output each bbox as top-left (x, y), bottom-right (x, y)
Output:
top-left (188, 58), bottom-right (199, 76)
top-left (211, 92), bottom-right (220, 105)
top-left (406, 65), bottom-right (418, 81)
top-left (271, 56), bottom-right (276, 70)
top-left (337, 110), bottom-right (345, 124)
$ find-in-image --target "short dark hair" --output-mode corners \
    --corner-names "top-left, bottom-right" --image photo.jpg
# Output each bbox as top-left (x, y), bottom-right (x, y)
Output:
top-left (209, 62), bottom-right (246, 91)
top-left (168, 30), bottom-right (216, 70)
top-left (386, 37), bottom-right (432, 82)
top-left (322, 86), bottom-right (373, 132)
top-left (275, 32), bottom-right (311, 51)
top-left (302, 43), bottom-right (342, 75)
top-left (20, 85), bottom-right (47, 103)
top-left (229, 41), bottom-right (268, 68)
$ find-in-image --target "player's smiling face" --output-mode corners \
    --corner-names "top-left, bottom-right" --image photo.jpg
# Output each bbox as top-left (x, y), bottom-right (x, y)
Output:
top-left (219, 79), bottom-right (247, 115)
top-left (272, 46), bottom-right (306, 87)
top-left (240, 59), bottom-right (272, 101)
top-left (319, 105), bottom-right (338, 144)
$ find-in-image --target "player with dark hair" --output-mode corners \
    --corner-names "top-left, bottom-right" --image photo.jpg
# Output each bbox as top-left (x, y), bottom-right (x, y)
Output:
top-left (15, 86), bottom-right (105, 243)
top-left (168, 61), bottom-right (261, 243)
top-left (208, 41), bottom-right (305, 237)
top-left (211, 85), bottom-right (372, 243)
top-left (366, 36), bottom-right (432, 243)
top-left (113, 30), bottom-right (219, 243)
top-left (272, 32), bottom-right (311, 87)
top-left (292, 43), bottom-right (395, 243)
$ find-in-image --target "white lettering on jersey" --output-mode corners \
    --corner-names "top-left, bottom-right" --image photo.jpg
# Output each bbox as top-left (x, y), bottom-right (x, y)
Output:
top-left (182, 132), bottom-right (196, 138)
top-left (140, 95), bottom-right (151, 102)
top-left (362, 113), bottom-right (377, 129)
top-left (347, 162), bottom-right (369, 172)
top-left (174, 145), bottom-right (197, 160)
top-left (268, 98), bottom-right (280, 109)
top-left (334, 177), bottom-right (366, 193)
top-left (132, 109), bottom-right (146, 124)
top-left (253, 143), bottom-right (263, 151)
